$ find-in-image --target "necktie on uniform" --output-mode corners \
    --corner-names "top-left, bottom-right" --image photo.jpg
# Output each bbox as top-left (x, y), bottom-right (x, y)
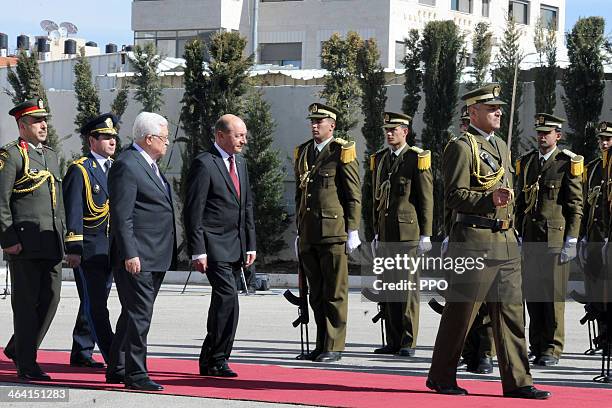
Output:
top-left (539, 157), bottom-right (546, 172)
top-left (228, 155), bottom-right (240, 198)
top-left (104, 160), bottom-right (111, 173)
top-left (150, 162), bottom-right (165, 186)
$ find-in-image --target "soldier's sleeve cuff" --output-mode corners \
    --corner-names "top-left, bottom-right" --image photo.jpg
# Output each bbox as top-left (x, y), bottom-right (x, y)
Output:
top-left (0, 227), bottom-right (20, 249)
top-left (65, 232), bottom-right (84, 242)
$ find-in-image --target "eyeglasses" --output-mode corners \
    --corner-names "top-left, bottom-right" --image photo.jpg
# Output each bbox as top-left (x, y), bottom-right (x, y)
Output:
top-left (149, 134), bottom-right (169, 143)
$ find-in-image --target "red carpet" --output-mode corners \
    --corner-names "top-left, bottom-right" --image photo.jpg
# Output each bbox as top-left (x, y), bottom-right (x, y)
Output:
top-left (1, 349), bottom-right (610, 407)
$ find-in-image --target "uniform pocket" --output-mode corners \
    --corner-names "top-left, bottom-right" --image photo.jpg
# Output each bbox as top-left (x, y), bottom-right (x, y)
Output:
top-left (320, 208), bottom-right (344, 237)
top-left (546, 219), bottom-right (565, 248)
top-left (319, 168), bottom-right (336, 188)
top-left (397, 211), bottom-right (418, 241)
top-left (15, 221), bottom-right (41, 251)
top-left (543, 179), bottom-right (561, 201)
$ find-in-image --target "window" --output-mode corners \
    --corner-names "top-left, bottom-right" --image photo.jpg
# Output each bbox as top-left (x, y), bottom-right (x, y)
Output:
top-left (451, 0), bottom-right (472, 14)
top-left (509, 0), bottom-right (529, 24)
top-left (482, 0), bottom-right (490, 17)
top-left (133, 29), bottom-right (220, 59)
top-left (418, 0), bottom-right (435, 5)
top-left (260, 42), bottom-right (302, 67)
top-left (540, 5), bottom-right (558, 30)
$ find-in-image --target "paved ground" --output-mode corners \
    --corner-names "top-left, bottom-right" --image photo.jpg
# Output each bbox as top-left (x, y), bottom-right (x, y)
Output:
top-left (0, 281), bottom-right (610, 407)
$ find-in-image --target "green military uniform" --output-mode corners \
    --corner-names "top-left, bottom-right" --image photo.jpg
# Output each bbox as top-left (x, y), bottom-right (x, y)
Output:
top-left (294, 103), bottom-right (361, 357)
top-left (0, 99), bottom-right (65, 376)
top-left (370, 112), bottom-right (433, 353)
top-left (515, 114), bottom-right (583, 363)
top-left (428, 85), bottom-right (533, 395)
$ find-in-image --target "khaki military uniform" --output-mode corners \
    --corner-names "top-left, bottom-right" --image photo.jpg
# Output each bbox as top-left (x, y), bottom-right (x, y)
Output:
top-left (0, 139), bottom-right (65, 372)
top-left (515, 147), bottom-right (583, 359)
top-left (428, 126), bottom-right (532, 393)
top-left (371, 144), bottom-right (433, 350)
top-left (295, 137), bottom-right (361, 352)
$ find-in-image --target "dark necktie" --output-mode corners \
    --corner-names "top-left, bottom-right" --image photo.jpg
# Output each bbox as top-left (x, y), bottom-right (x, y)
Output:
top-left (539, 157), bottom-right (546, 172)
top-left (229, 155), bottom-right (240, 198)
top-left (104, 160), bottom-right (111, 174)
top-left (313, 145), bottom-right (319, 160)
top-left (150, 162), bottom-right (165, 186)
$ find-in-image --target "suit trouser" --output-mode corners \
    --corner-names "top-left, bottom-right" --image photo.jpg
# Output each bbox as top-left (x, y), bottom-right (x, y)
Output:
top-left (199, 261), bottom-right (241, 367)
top-left (428, 257), bottom-right (533, 393)
top-left (523, 250), bottom-right (569, 359)
top-left (5, 259), bottom-right (62, 372)
top-left (71, 262), bottom-right (114, 363)
top-left (106, 267), bottom-right (165, 382)
top-left (299, 241), bottom-right (348, 352)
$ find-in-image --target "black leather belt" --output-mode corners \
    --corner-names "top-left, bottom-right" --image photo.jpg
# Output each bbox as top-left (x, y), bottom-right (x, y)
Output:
top-left (456, 213), bottom-right (513, 231)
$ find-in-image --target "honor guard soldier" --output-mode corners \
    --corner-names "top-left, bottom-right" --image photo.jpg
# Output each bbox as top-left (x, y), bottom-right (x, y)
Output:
top-left (578, 122), bottom-right (612, 343)
top-left (427, 85), bottom-right (550, 399)
top-left (64, 113), bottom-right (118, 368)
top-left (370, 112), bottom-right (433, 357)
top-left (0, 98), bottom-right (65, 381)
top-left (515, 113), bottom-right (584, 366)
top-left (294, 103), bottom-right (361, 363)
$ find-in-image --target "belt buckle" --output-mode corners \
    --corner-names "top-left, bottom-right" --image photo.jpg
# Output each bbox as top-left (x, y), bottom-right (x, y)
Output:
top-left (496, 219), bottom-right (510, 230)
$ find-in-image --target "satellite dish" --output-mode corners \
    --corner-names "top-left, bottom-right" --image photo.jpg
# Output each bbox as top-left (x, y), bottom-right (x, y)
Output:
top-left (40, 20), bottom-right (59, 33)
top-left (58, 27), bottom-right (68, 38)
top-left (59, 22), bottom-right (78, 35)
top-left (49, 30), bottom-right (60, 41)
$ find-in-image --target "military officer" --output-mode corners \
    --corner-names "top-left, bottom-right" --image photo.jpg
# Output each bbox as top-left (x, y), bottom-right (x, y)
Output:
top-left (427, 85), bottom-right (550, 399)
top-left (0, 98), bottom-right (65, 381)
top-left (294, 102), bottom-right (361, 363)
top-left (64, 113), bottom-right (118, 368)
top-left (370, 112), bottom-right (433, 357)
top-left (515, 113), bottom-right (583, 366)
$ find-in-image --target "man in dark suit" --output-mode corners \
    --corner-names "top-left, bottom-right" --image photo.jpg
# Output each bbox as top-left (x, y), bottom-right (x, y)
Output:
top-left (105, 112), bottom-right (177, 391)
top-left (63, 113), bottom-right (118, 368)
top-left (0, 98), bottom-right (65, 381)
top-left (184, 114), bottom-right (256, 378)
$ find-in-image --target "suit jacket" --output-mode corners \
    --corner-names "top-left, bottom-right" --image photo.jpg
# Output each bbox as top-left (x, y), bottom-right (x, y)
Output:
top-left (515, 147), bottom-right (583, 249)
top-left (0, 139), bottom-right (65, 261)
top-left (63, 153), bottom-right (111, 264)
top-left (183, 147), bottom-right (256, 262)
top-left (108, 145), bottom-right (177, 271)
top-left (443, 126), bottom-right (518, 260)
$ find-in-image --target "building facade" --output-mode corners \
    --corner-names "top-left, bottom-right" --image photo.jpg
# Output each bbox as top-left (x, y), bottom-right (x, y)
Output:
top-left (132, 0), bottom-right (565, 69)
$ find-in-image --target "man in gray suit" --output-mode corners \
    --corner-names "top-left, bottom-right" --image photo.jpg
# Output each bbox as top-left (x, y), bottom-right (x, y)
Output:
top-left (105, 112), bottom-right (177, 391)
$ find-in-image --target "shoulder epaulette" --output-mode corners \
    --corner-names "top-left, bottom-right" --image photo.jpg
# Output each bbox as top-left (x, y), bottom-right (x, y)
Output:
top-left (338, 140), bottom-right (356, 164)
top-left (408, 145), bottom-right (424, 154)
top-left (369, 153), bottom-right (376, 171)
top-left (72, 157), bottom-right (88, 166)
top-left (43, 144), bottom-right (55, 152)
top-left (561, 149), bottom-right (584, 176)
top-left (1, 140), bottom-right (18, 151)
top-left (332, 137), bottom-right (348, 146)
top-left (293, 147), bottom-right (299, 162)
top-left (560, 148), bottom-right (577, 159)
top-left (515, 149), bottom-right (536, 176)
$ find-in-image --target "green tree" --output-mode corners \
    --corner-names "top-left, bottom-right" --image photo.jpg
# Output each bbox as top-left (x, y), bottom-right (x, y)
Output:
top-left (401, 29), bottom-right (422, 146)
top-left (533, 17), bottom-right (557, 114)
top-left (243, 90), bottom-right (290, 264)
top-left (110, 85), bottom-right (129, 151)
top-left (130, 43), bottom-right (164, 112)
top-left (420, 20), bottom-right (465, 237)
top-left (467, 22), bottom-right (493, 90)
top-left (320, 32), bottom-right (364, 140)
top-left (356, 38), bottom-right (387, 241)
top-left (494, 16), bottom-right (523, 159)
top-left (562, 16), bottom-right (606, 163)
top-left (74, 48), bottom-right (101, 154)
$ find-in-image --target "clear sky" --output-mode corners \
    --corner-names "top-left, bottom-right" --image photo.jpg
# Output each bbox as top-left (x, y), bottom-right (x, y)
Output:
top-left (0, 1), bottom-right (610, 51)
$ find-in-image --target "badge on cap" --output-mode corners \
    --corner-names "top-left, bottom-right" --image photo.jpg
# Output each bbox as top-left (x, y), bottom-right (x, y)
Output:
top-left (38, 99), bottom-right (44, 109)
top-left (538, 116), bottom-right (545, 125)
top-left (105, 117), bottom-right (114, 128)
top-left (309, 104), bottom-right (318, 114)
top-left (93, 184), bottom-right (100, 194)
top-left (384, 113), bottom-right (390, 121)
top-left (492, 85), bottom-right (501, 98)
top-left (600, 122), bottom-right (608, 132)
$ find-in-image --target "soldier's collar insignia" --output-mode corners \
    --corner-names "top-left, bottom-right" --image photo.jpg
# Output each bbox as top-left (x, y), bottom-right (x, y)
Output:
top-left (93, 184), bottom-right (100, 194)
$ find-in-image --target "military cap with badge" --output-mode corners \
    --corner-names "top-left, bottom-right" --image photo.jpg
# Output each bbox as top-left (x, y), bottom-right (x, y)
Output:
top-left (307, 102), bottom-right (339, 121)
top-left (462, 84), bottom-right (506, 107)
top-left (80, 113), bottom-right (119, 137)
top-left (8, 98), bottom-right (49, 121)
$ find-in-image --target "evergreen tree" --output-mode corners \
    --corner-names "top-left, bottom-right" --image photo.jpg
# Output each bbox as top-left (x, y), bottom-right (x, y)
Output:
top-left (74, 47), bottom-right (101, 154)
top-left (494, 16), bottom-right (523, 160)
top-left (467, 22), bottom-right (493, 90)
top-left (533, 17), bottom-right (557, 114)
top-left (401, 29), bottom-right (422, 146)
top-left (110, 85), bottom-right (129, 150)
top-left (320, 32), bottom-right (364, 140)
top-left (243, 90), bottom-right (290, 264)
top-left (562, 17), bottom-right (605, 163)
top-left (130, 43), bottom-right (164, 113)
top-left (356, 38), bottom-right (387, 241)
top-left (420, 20), bottom-right (465, 237)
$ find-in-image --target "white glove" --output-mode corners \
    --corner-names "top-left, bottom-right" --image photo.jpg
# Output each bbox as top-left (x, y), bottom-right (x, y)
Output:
top-left (603, 238), bottom-right (609, 266)
top-left (578, 237), bottom-right (588, 266)
top-left (370, 234), bottom-right (379, 257)
top-left (441, 236), bottom-right (449, 258)
top-left (346, 229), bottom-right (361, 254)
top-left (417, 235), bottom-right (432, 255)
top-left (294, 235), bottom-right (299, 258)
top-left (559, 238), bottom-right (577, 264)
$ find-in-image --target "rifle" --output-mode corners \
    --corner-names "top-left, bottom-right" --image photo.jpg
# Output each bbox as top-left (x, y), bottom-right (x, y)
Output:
top-left (283, 244), bottom-right (310, 359)
top-left (361, 287), bottom-right (385, 347)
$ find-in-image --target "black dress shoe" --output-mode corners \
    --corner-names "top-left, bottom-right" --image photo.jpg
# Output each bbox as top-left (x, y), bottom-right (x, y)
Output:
top-left (206, 363), bottom-right (238, 378)
top-left (374, 345), bottom-right (398, 355)
top-left (426, 378), bottom-right (468, 395)
top-left (3, 349), bottom-right (18, 369)
top-left (125, 378), bottom-right (164, 391)
top-left (299, 349), bottom-right (322, 361)
top-left (504, 386), bottom-right (551, 399)
top-left (71, 357), bottom-right (105, 368)
top-left (18, 369), bottom-right (51, 381)
top-left (457, 357), bottom-right (468, 369)
top-left (534, 355), bottom-right (558, 366)
top-left (467, 357), bottom-right (493, 374)
top-left (314, 352), bottom-right (342, 362)
top-left (397, 347), bottom-right (415, 357)
top-left (106, 373), bottom-right (125, 384)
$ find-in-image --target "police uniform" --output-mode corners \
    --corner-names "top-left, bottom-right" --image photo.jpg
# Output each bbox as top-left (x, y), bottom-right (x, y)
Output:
top-left (515, 113), bottom-right (583, 365)
top-left (427, 85), bottom-right (544, 399)
top-left (294, 103), bottom-right (361, 362)
top-left (370, 112), bottom-right (433, 355)
top-left (0, 99), bottom-right (65, 380)
top-left (65, 114), bottom-right (118, 367)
